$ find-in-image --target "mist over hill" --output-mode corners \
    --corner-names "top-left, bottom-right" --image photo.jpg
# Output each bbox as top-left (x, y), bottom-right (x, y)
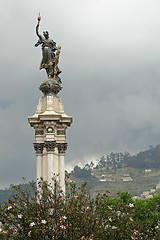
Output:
top-left (1, 145), bottom-right (160, 203)
top-left (84, 144), bottom-right (160, 172)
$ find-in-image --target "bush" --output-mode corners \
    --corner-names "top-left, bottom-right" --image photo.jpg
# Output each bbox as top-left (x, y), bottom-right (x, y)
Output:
top-left (0, 179), bottom-right (160, 239)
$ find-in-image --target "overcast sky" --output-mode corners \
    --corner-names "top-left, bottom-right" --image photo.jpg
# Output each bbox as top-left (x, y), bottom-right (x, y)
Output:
top-left (0, 0), bottom-right (160, 188)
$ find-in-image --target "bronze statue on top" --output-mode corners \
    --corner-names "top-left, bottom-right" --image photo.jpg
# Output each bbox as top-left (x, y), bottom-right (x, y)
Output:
top-left (35, 15), bottom-right (62, 96)
top-left (35, 15), bottom-right (61, 79)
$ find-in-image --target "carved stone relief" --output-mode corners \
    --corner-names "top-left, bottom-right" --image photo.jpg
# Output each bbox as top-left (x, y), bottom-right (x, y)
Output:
top-left (34, 143), bottom-right (45, 154)
top-left (45, 141), bottom-right (56, 152)
top-left (57, 143), bottom-right (67, 154)
top-left (35, 129), bottom-right (44, 135)
top-left (57, 129), bottom-right (66, 135)
top-left (46, 127), bottom-right (54, 133)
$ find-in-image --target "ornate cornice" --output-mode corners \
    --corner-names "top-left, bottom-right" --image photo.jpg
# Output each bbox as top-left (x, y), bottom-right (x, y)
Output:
top-left (45, 141), bottom-right (56, 152)
top-left (33, 143), bottom-right (45, 154)
top-left (57, 143), bottom-right (67, 154)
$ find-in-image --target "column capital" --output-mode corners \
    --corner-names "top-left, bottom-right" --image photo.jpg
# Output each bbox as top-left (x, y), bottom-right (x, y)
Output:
top-left (45, 141), bottom-right (56, 152)
top-left (57, 142), bottom-right (68, 154)
top-left (33, 143), bottom-right (45, 154)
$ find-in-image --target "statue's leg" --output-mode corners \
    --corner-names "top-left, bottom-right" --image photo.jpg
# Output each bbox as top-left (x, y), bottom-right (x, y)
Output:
top-left (46, 65), bottom-right (54, 78)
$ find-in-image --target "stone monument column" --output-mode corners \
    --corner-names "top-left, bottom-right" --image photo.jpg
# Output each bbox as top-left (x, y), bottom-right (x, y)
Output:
top-left (34, 143), bottom-right (44, 184)
top-left (45, 141), bottom-right (56, 186)
top-left (57, 143), bottom-right (67, 193)
top-left (28, 15), bottom-right (72, 193)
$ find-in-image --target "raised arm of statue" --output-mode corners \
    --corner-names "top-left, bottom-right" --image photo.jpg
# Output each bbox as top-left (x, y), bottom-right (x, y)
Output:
top-left (35, 15), bottom-right (43, 47)
top-left (36, 22), bottom-right (42, 40)
top-left (35, 14), bottom-right (43, 41)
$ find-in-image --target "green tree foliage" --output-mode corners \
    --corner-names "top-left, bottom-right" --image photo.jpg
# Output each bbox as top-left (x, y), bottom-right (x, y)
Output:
top-left (95, 144), bottom-right (160, 170)
top-left (126, 145), bottom-right (160, 169)
top-left (73, 166), bottom-right (93, 180)
top-left (1, 180), bottom-right (160, 239)
top-left (96, 152), bottom-right (131, 170)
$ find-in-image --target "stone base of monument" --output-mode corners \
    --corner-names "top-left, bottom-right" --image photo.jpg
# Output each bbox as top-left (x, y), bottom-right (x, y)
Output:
top-left (28, 79), bottom-right (72, 194)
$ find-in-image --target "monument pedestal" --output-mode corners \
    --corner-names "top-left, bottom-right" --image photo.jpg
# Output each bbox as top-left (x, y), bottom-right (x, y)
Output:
top-left (28, 83), bottom-right (72, 193)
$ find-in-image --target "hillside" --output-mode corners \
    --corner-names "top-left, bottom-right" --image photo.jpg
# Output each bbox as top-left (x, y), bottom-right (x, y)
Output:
top-left (0, 183), bottom-right (35, 205)
top-left (70, 145), bottom-right (160, 198)
top-left (126, 145), bottom-right (160, 168)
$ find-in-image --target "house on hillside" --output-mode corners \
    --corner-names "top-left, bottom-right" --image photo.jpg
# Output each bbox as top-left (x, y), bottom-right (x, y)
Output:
top-left (122, 177), bottom-right (133, 182)
top-left (145, 169), bottom-right (152, 173)
top-left (122, 175), bottom-right (133, 182)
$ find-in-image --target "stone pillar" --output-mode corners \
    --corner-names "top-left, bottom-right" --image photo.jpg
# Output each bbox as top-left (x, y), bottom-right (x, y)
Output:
top-left (57, 143), bottom-right (67, 194)
top-left (45, 141), bottom-right (56, 186)
top-left (28, 80), bottom-right (72, 193)
top-left (33, 143), bottom-right (44, 185)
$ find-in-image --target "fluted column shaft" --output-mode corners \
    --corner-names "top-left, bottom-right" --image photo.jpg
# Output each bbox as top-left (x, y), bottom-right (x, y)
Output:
top-left (45, 141), bottom-right (56, 187)
top-left (57, 143), bottom-right (67, 194)
top-left (34, 143), bottom-right (44, 186)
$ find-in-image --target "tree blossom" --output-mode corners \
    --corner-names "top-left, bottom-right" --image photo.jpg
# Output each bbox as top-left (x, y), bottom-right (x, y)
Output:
top-left (131, 236), bottom-right (138, 239)
top-left (129, 203), bottom-right (134, 208)
top-left (62, 216), bottom-right (67, 220)
top-left (108, 206), bottom-right (112, 210)
top-left (60, 225), bottom-right (66, 229)
top-left (112, 226), bottom-right (117, 229)
top-left (29, 222), bottom-right (35, 227)
top-left (7, 206), bottom-right (12, 210)
top-left (41, 219), bottom-right (47, 224)
top-left (18, 214), bottom-right (22, 219)
top-left (109, 217), bottom-right (112, 222)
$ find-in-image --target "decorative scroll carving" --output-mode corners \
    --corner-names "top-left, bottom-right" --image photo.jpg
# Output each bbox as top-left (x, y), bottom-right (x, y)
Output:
top-left (35, 130), bottom-right (44, 135)
top-left (46, 127), bottom-right (54, 133)
top-left (57, 143), bottom-right (67, 154)
top-left (57, 129), bottom-right (66, 135)
top-left (34, 143), bottom-right (45, 154)
top-left (45, 141), bottom-right (56, 152)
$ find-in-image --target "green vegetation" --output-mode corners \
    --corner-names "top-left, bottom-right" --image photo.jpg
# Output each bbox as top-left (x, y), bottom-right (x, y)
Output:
top-left (71, 145), bottom-right (160, 198)
top-left (1, 180), bottom-right (160, 239)
top-left (126, 145), bottom-right (160, 168)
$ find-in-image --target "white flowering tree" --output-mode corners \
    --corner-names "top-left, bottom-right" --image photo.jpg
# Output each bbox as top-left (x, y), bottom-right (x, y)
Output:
top-left (0, 179), bottom-right (160, 239)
